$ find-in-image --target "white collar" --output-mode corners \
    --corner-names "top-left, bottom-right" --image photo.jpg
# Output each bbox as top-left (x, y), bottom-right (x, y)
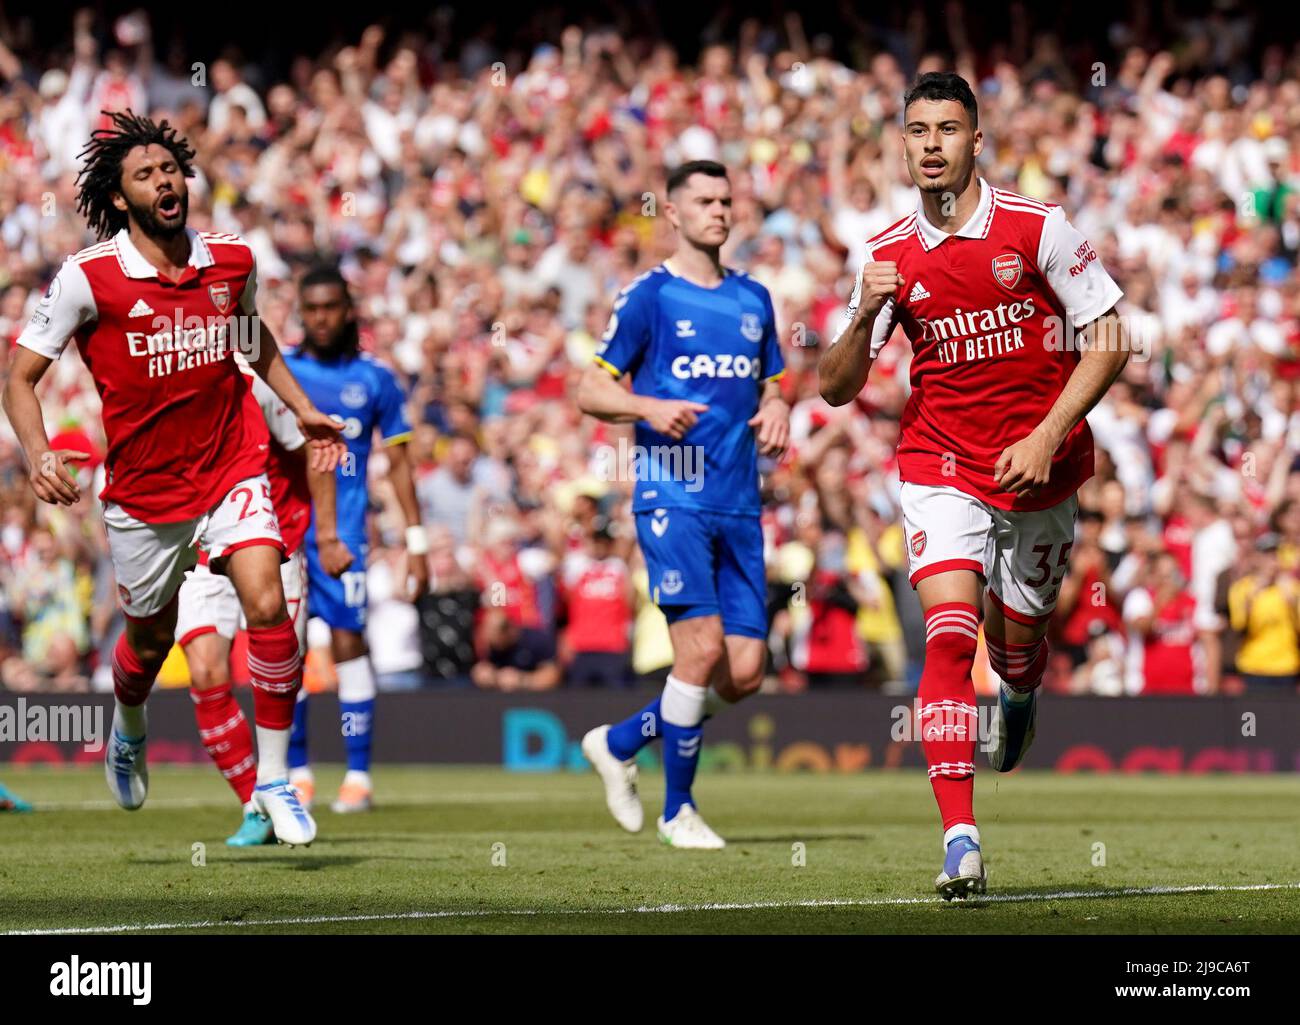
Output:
top-left (114, 227), bottom-right (214, 279)
top-left (914, 177), bottom-right (995, 251)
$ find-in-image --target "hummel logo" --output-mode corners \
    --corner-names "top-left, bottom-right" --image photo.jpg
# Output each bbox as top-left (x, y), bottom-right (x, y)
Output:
top-left (128, 299), bottom-right (155, 318)
top-left (909, 281), bottom-right (931, 302)
top-left (675, 320), bottom-right (696, 338)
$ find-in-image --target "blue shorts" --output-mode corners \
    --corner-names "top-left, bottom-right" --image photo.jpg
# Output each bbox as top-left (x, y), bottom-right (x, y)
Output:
top-left (306, 535), bottom-right (369, 632)
top-left (635, 508), bottom-right (767, 639)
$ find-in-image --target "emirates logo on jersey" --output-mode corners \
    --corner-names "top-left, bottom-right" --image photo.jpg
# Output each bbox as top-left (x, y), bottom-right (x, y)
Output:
top-left (208, 281), bottom-right (232, 314)
top-left (910, 530), bottom-right (927, 557)
top-left (992, 254), bottom-right (1023, 290)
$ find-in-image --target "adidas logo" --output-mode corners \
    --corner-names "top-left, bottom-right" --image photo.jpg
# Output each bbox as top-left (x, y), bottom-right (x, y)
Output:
top-left (128, 299), bottom-right (155, 318)
top-left (909, 281), bottom-right (931, 302)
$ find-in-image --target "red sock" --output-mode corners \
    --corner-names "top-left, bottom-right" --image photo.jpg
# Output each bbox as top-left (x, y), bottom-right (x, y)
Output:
top-left (111, 632), bottom-right (155, 708)
top-left (246, 619), bottom-right (302, 730)
top-left (191, 684), bottom-right (257, 805)
top-left (919, 602), bottom-right (980, 833)
top-left (986, 635), bottom-right (1049, 693)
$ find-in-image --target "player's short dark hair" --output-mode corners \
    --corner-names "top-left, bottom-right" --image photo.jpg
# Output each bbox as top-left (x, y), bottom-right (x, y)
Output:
top-left (666, 160), bottom-right (729, 196)
top-left (298, 263), bottom-right (350, 298)
top-left (903, 72), bottom-right (979, 129)
top-left (75, 109), bottom-right (196, 240)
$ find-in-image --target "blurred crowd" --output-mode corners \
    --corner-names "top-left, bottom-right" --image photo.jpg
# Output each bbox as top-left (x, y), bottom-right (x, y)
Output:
top-left (1, 4), bottom-right (1298, 698)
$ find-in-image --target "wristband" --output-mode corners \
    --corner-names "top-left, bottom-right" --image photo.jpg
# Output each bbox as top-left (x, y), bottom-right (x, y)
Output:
top-left (405, 525), bottom-right (429, 555)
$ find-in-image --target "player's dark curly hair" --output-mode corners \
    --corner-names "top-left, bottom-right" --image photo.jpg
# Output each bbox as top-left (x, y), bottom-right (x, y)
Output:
top-left (904, 72), bottom-right (979, 129)
top-left (75, 109), bottom-right (196, 240)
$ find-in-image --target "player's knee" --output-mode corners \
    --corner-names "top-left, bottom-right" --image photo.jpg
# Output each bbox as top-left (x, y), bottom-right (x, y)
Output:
top-left (125, 629), bottom-right (172, 670)
top-left (242, 591), bottom-right (289, 630)
top-left (727, 647), bottom-right (766, 697)
top-left (675, 622), bottom-right (726, 681)
top-left (188, 657), bottom-right (230, 692)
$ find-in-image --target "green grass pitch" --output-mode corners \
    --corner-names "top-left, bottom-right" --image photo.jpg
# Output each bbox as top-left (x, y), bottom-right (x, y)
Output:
top-left (2, 766), bottom-right (1298, 934)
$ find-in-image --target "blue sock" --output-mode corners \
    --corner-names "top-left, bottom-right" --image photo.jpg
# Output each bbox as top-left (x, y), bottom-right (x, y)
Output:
top-left (661, 721), bottom-right (703, 821)
top-left (340, 699), bottom-right (375, 773)
top-left (606, 696), bottom-right (661, 761)
top-left (288, 694), bottom-right (309, 770)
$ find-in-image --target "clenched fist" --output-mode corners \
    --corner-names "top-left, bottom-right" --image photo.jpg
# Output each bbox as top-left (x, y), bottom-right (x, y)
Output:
top-left (855, 260), bottom-right (905, 319)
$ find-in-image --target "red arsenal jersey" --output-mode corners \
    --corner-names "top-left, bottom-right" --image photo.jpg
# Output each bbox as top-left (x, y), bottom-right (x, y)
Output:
top-left (17, 228), bottom-right (269, 523)
top-left (835, 179), bottom-right (1123, 511)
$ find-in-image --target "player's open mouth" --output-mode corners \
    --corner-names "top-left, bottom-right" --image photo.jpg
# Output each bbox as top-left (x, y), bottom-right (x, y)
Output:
top-left (157, 194), bottom-right (181, 217)
top-left (920, 159), bottom-right (946, 177)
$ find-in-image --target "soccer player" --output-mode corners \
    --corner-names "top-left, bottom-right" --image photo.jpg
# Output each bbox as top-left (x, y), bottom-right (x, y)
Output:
top-left (1, 111), bottom-right (345, 846)
top-left (175, 358), bottom-right (354, 846)
top-left (282, 266), bottom-right (428, 814)
top-left (576, 160), bottom-right (789, 849)
top-left (819, 73), bottom-right (1129, 897)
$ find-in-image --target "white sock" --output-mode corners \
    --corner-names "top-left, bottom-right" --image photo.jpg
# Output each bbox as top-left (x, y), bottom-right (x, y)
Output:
top-left (943, 823), bottom-right (981, 848)
top-left (337, 656), bottom-right (377, 702)
top-left (661, 674), bottom-right (707, 727)
top-left (255, 725), bottom-right (290, 783)
top-left (242, 800), bottom-right (257, 816)
top-left (1001, 681), bottom-right (1034, 706)
top-left (343, 769), bottom-right (372, 788)
top-left (289, 766), bottom-right (314, 784)
top-left (113, 700), bottom-right (147, 739)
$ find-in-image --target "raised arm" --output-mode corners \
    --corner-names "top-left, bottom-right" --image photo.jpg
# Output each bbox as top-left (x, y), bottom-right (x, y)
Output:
top-left (818, 259), bottom-right (903, 406)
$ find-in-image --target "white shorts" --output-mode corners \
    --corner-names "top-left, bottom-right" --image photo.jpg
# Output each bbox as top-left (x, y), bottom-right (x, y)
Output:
top-left (899, 481), bottom-right (1078, 623)
top-left (175, 548), bottom-right (308, 655)
top-left (104, 474), bottom-right (284, 619)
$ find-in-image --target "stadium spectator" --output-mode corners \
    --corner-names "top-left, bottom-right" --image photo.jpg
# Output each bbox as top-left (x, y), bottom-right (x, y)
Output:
top-left (559, 518), bottom-right (634, 687)
top-left (1227, 533), bottom-right (1300, 693)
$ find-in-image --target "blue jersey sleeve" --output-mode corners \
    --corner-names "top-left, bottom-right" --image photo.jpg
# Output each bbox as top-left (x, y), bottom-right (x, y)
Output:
top-left (760, 288), bottom-right (786, 383)
top-left (375, 365), bottom-right (412, 445)
top-left (594, 275), bottom-right (655, 378)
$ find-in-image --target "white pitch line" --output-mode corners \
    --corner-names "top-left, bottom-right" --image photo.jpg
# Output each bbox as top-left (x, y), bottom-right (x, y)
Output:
top-left (6, 882), bottom-right (1299, 936)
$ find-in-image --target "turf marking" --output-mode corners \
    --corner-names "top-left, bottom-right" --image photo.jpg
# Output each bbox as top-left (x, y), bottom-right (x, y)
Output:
top-left (7, 881), bottom-right (1299, 935)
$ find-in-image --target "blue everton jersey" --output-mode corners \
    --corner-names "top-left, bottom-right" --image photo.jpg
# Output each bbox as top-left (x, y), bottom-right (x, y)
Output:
top-left (594, 264), bottom-right (785, 514)
top-left (283, 348), bottom-right (412, 540)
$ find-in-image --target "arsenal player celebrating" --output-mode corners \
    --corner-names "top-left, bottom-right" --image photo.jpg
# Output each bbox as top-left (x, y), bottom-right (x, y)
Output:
top-left (1, 111), bottom-right (345, 846)
top-left (820, 74), bottom-right (1129, 898)
top-left (176, 358), bottom-right (354, 846)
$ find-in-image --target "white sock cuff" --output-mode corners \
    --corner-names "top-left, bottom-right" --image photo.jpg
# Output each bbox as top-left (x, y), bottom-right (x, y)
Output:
top-left (943, 823), bottom-right (981, 848)
top-left (336, 656), bottom-right (377, 703)
top-left (661, 674), bottom-right (707, 727)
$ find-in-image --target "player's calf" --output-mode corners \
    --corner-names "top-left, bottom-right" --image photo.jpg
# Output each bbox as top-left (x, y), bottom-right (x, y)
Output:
top-left (918, 602), bottom-right (980, 842)
top-left (105, 621), bottom-right (172, 811)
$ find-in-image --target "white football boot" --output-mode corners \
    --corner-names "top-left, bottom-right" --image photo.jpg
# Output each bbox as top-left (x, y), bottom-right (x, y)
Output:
top-left (252, 778), bottom-right (317, 846)
top-left (104, 729), bottom-right (149, 810)
top-left (986, 686), bottom-right (1038, 772)
top-left (657, 805), bottom-right (726, 850)
top-left (581, 725), bottom-right (644, 833)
